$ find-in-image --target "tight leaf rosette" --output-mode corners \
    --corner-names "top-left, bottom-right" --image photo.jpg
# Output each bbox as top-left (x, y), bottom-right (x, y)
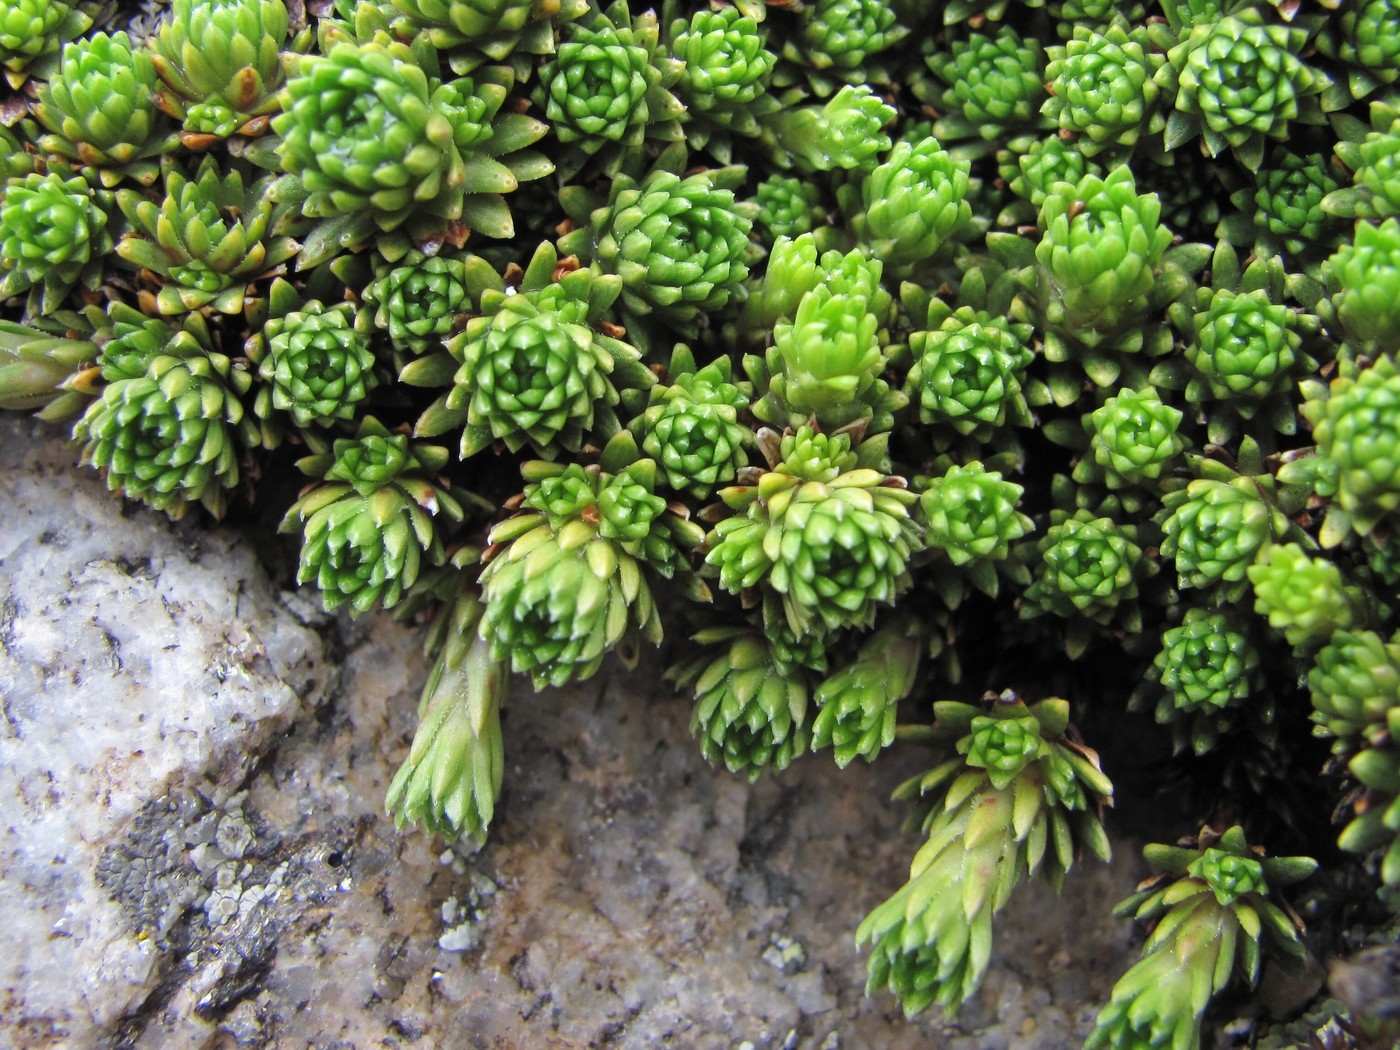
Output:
top-left (1248, 543), bottom-right (1364, 650)
top-left (1082, 386), bottom-right (1185, 489)
top-left (1087, 827), bottom-right (1315, 1050)
top-left (28, 31), bottom-right (180, 187)
top-left (629, 344), bottom-right (752, 498)
top-left (747, 244), bottom-right (902, 433)
top-left (115, 156), bottom-right (297, 315)
top-left (0, 0), bottom-right (90, 90)
top-left (362, 252), bottom-right (473, 359)
top-left (1141, 609), bottom-right (1264, 755)
top-left (906, 303), bottom-right (1035, 444)
top-left (408, 245), bottom-right (654, 460)
top-left (72, 306), bottom-right (260, 519)
top-left (478, 447), bottom-right (703, 689)
top-left (1327, 218), bottom-right (1400, 354)
top-left (849, 136), bottom-right (972, 278)
top-left (763, 84), bottom-right (895, 173)
top-left (859, 692), bottom-right (1112, 1016)
top-left (1159, 11), bottom-right (1334, 169)
top-left (1160, 475), bottom-right (1290, 601)
top-left (272, 30), bottom-right (550, 266)
top-left (561, 166), bottom-right (753, 333)
top-left (0, 171), bottom-right (112, 313)
top-left (753, 175), bottom-right (826, 242)
top-left (1032, 166), bottom-right (1173, 352)
top-left (786, 0), bottom-right (908, 92)
top-left (918, 26), bottom-right (1048, 147)
top-left (280, 418), bottom-right (468, 616)
top-left (670, 625), bottom-right (811, 781)
top-left (669, 6), bottom-right (777, 160)
top-left (388, 0), bottom-right (586, 76)
top-left (536, 2), bottom-right (683, 180)
top-left (1245, 150), bottom-right (1343, 263)
top-left (1043, 22), bottom-right (1165, 156)
top-left (810, 618), bottom-right (921, 768)
top-left (1308, 628), bottom-right (1400, 750)
top-left (1295, 354), bottom-right (1400, 540)
top-left (705, 426), bottom-right (924, 639)
top-left (1185, 285), bottom-right (1317, 432)
top-left (247, 279), bottom-right (378, 430)
top-left (1319, 0), bottom-right (1400, 99)
top-left (150, 0), bottom-right (290, 140)
top-left (919, 461), bottom-right (1033, 601)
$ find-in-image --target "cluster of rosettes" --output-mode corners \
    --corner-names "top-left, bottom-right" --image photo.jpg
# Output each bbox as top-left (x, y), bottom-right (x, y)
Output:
top-left (6, 0), bottom-right (1400, 1043)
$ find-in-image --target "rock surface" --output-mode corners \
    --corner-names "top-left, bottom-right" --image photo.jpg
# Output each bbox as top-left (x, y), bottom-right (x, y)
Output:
top-left (0, 415), bottom-right (1144, 1050)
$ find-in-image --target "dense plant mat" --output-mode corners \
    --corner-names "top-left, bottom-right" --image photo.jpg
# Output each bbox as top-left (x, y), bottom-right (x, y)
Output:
top-left (3, 0), bottom-right (1400, 1044)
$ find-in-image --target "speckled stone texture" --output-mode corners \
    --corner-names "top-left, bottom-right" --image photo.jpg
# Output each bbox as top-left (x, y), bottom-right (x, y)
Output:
top-left (0, 416), bottom-right (1144, 1050)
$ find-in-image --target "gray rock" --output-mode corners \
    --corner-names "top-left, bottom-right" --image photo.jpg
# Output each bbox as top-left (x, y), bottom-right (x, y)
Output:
top-left (0, 417), bottom-right (332, 1048)
top-left (0, 417), bottom-right (1143, 1049)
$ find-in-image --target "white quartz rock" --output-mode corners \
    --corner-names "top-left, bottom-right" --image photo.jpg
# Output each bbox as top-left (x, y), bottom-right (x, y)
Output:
top-left (0, 418), bottom-right (331, 1047)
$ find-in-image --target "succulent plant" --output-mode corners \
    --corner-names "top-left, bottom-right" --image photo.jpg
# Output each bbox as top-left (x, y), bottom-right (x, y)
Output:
top-left (0, 171), bottom-right (111, 313)
top-left (115, 156), bottom-right (297, 314)
top-left (1022, 512), bottom-right (1148, 630)
top-left (1249, 543), bottom-right (1363, 650)
top-left (1187, 287), bottom-right (1311, 408)
top-left (1160, 11), bottom-right (1335, 169)
top-left (387, 0), bottom-right (585, 75)
top-left (763, 84), bottom-right (896, 173)
top-left (849, 136), bottom-right (972, 278)
top-left (1295, 354), bottom-right (1400, 540)
top-left (1032, 166), bottom-right (1174, 351)
top-left (272, 28), bottom-right (550, 265)
top-left (859, 693), bottom-right (1112, 1016)
top-left (1308, 628), bottom-right (1400, 749)
top-left (280, 418), bottom-right (468, 615)
top-left (705, 427), bottom-right (923, 639)
top-left (752, 175), bottom-right (826, 242)
top-left (919, 26), bottom-right (1047, 145)
top-left (150, 0), bottom-right (290, 140)
top-left (1084, 386), bottom-right (1185, 489)
top-left (1043, 22), bottom-right (1165, 156)
top-left (919, 461), bottom-right (1033, 602)
top-left (8, 0), bottom-right (1400, 1039)
top-left (1161, 476), bottom-right (1290, 601)
top-left (1245, 150), bottom-right (1344, 261)
top-left (630, 345), bottom-right (752, 498)
top-left (1328, 217), bottom-right (1400, 354)
top-left (28, 31), bottom-right (181, 187)
top-left (536, 2), bottom-right (683, 179)
top-left (362, 252), bottom-right (473, 358)
top-left (787, 0), bottom-right (908, 89)
top-left (1318, 0), bottom-right (1400, 99)
top-left (561, 166), bottom-right (753, 332)
top-left (671, 625), bottom-right (811, 781)
top-left (906, 305), bottom-right (1035, 441)
top-left (0, 0), bottom-right (90, 90)
top-left (0, 318), bottom-right (99, 420)
top-left (477, 449), bottom-right (701, 689)
top-left (248, 281), bottom-right (378, 429)
top-left (810, 619), bottom-right (921, 767)
top-left (669, 5), bottom-right (777, 159)
top-left (1088, 827), bottom-right (1315, 1050)
top-left (385, 560), bottom-right (508, 843)
top-left (1145, 609), bottom-right (1264, 754)
top-left (72, 307), bottom-right (259, 518)
top-left (409, 246), bottom-right (653, 460)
